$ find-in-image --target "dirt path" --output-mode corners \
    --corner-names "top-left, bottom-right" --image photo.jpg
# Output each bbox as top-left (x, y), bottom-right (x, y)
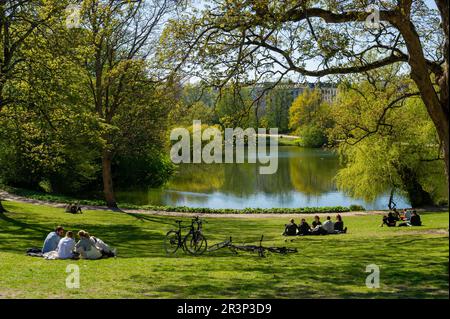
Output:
top-left (0, 189), bottom-right (438, 219)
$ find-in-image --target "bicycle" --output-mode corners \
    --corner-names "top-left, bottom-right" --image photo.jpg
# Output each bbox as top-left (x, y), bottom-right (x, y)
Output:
top-left (164, 216), bottom-right (208, 255)
top-left (208, 235), bottom-right (298, 257)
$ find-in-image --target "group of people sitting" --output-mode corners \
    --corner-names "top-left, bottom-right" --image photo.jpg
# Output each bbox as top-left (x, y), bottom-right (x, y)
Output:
top-left (32, 226), bottom-right (116, 260)
top-left (283, 215), bottom-right (348, 236)
top-left (381, 208), bottom-right (422, 227)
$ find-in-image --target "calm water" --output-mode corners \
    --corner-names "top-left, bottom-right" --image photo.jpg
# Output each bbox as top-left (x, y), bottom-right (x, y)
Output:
top-left (116, 146), bottom-right (409, 210)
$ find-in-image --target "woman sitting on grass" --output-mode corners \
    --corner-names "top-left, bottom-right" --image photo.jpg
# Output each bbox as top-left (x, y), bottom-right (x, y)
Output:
top-left (334, 214), bottom-right (348, 234)
top-left (75, 230), bottom-right (102, 260)
top-left (311, 215), bottom-right (322, 228)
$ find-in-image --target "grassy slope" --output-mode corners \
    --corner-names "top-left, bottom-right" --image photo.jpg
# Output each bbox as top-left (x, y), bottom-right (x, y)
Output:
top-left (0, 201), bottom-right (448, 299)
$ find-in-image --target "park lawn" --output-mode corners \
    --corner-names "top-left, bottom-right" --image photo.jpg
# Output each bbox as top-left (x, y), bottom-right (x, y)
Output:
top-left (0, 201), bottom-right (448, 299)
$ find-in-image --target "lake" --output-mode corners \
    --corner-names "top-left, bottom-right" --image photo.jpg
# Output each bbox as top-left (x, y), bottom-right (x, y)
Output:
top-left (116, 146), bottom-right (410, 210)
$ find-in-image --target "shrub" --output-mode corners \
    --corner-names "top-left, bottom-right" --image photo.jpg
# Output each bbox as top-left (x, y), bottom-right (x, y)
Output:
top-left (299, 125), bottom-right (328, 148)
top-left (349, 204), bottom-right (366, 211)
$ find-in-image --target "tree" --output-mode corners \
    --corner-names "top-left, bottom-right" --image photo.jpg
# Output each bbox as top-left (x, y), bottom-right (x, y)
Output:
top-left (289, 88), bottom-right (332, 147)
top-left (0, 0), bottom-right (65, 212)
top-left (160, 0), bottom-right (449, 189)
top-left (70, 0), bottom-right (177, 207)
top-left (263, 87), bottom-right (292, 132)
top-left (330, 73), bottom-right (446, 207)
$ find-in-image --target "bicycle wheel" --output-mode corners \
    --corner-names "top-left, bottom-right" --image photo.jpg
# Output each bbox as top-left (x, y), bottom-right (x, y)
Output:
top-left (164, 230), bottom-right (180, 254)
top-left (207, 239), bottom-right (230, 252)
top-left (184, 232), bottom-right (207, 255)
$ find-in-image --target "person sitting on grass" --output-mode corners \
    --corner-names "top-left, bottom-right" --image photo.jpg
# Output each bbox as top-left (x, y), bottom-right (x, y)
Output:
top-left (392, 208), bottom-right (401, 220)
top-left (56, 231), bottom-right (77, 259)
top-left (334, 214), bottom-right (348, 234)
top-left (310, 216), bottom-right (328, 235)
top-left (75, 230), bottom-right (102, 260)
top-left (89, 234), bottom-right (116, 257)
top-left (398, 211), bottom-right (422, 227)
top-left (298, 218), bottom-right (312, 236)
top-left (381, 212), bottom-right (398, 227)
top-left (322, 216), bottom-right (335, 234)
top-left (42, 226), bottom-right (65, 253)
top-left (283, 219), bottom-right (298, 236)
top-left (311, 215), bottom-right (322, 228)
top-left (65, 202), bottom-right (83, 214)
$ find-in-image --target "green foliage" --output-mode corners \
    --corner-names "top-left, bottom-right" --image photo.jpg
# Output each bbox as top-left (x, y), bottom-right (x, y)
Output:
top-left (349, 204), bottom-right (366, 211)
top-left (289, 88), bottom-right (333, 147)
top-left (330, 71), bottom-right (447, 206)
top-left (263, 88), bottom-right (293, 132)
top-left (114, 150), bottom-right (175, 188)
top-left (299, 125), bottom-right (328, 147)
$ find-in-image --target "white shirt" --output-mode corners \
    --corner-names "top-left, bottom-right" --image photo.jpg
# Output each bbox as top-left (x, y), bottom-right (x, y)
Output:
top-left (322, 220), bottom-right (335, 234)
top-left (57, 237), bottom-right (75, 259)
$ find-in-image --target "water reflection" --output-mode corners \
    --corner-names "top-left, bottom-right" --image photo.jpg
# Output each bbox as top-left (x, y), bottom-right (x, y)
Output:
top-left (116, 146), bottom-right (409, 210)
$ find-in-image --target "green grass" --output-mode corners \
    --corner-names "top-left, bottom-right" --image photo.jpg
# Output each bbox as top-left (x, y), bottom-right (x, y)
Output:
top-left (0, 201), bottom-right (448, 299)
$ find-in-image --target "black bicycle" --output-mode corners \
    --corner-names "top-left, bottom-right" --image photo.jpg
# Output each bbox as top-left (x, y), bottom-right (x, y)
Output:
top-left (208, 235), bottom-right (298, 257)
top-left (164, 216), bottom-right (208, 255)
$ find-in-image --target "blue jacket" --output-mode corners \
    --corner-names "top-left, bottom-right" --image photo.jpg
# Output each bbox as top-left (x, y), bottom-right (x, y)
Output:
top-left (42, 231), bottom-right (61, 253)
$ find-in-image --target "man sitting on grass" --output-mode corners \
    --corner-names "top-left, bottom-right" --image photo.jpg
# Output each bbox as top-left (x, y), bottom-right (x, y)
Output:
top-left (298, 218), bottom-right (312, 236)
top-left (283, 219), bottom-right (298, 236)
top-left (322, 216), bottom-right (335, 234)
top-left (56, 231), bottom-right (77, 259)
top-left (42, 226), bottom-right (64, 253)
top-left (381, 212), bottom-right (398, 227)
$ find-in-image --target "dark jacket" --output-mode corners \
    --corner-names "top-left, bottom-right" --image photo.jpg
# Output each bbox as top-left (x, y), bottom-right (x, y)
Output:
top-left (298, 222), bottom-right (311, 235)
top-left (334, 220), bottom-right (344, 232)
top-left (410, 214), bottom-right (422, 226)
top-left (312, 221), bottom-right (322, 228)
top-left (284, 223), bottom-right (298, 236)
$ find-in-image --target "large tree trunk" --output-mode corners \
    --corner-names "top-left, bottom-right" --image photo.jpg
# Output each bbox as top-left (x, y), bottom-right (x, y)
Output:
top-left (102, 150), bottom-right (117, 208)
top-left (397, 165), bottom-right (433, 208)
top-left (394, 13), bottom-right (449, 193)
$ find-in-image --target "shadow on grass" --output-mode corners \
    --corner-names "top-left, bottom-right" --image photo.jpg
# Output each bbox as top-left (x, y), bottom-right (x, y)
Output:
top-left (0, 210), bottom-right (168, 258)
